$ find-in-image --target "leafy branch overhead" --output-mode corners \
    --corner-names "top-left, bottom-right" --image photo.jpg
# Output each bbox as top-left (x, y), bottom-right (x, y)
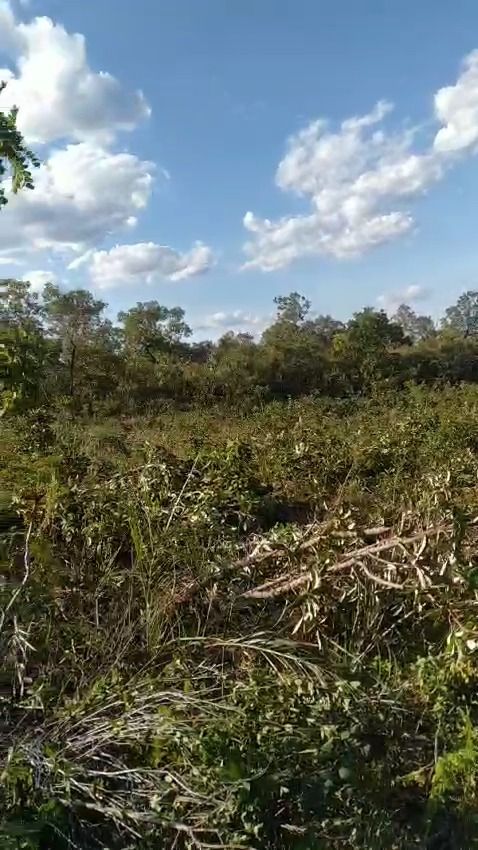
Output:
top-left (0, 82), bottom-right (40, 208)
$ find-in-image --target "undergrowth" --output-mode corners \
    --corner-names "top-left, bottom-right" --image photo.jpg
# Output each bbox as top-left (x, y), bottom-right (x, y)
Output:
top-left (2, 385), bottom-right (478, 848)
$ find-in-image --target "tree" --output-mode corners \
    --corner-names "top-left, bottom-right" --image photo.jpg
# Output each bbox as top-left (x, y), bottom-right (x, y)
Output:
top-left (303, 314), bottom-right (345, 342)
top-left (207, 331), bottom-right (261, 402)
top-left (118, 301), bottom-right (192, 362)
top-left (442, 291), bottom-right (478, 337)
top-left (0, 279), bottom-right (47, 412)
top-left (273, 292), bottom-right (311, 325)
top-left (0, 91), bottom-right (40, 410)
top-left (0, 82), bottom-right (39, 208)
top-left (261, 295), bottom-right (329, 396)
top-left (392, 304), bottom-right (435, 343)
top-left (188, 340), bottom-right (214, 364)
top-left (43, 284), bottom-right (107, 399)
top-left (216, 331), bottom-right (255, 353)
top-left (333, 308), bottom-right (407, 392)
top-left (117, 302), bottom-right (193, 408)
top-left (346, 308), bottom-right (406, 349)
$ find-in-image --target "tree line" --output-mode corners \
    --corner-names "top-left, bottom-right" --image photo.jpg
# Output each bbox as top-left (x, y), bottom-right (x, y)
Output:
top-left (2, 279), bottom-right (478, 415)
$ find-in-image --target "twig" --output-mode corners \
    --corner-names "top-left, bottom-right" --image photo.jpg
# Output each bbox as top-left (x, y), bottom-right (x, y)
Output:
top-left (0, 519), bottom-right (33, 633)
top-left (241, 572), bottom-right (313, 599)
top-left (359, 562), bottom-right (405, 590)
top-left (233, 520), bottom-right (336, 570)
top-left (327, 529), bottom-right (443, 573)
top-left (363, 525), bottom-right (391, 538)
top-left (165, 454), bottom-right (199, 531)
top-left (170, 822), bottom-right (252, 849)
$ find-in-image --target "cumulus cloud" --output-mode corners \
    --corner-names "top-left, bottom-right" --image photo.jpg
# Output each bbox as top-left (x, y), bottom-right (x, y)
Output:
top-left (243, 109), bottom-right (443, 270)
top-left (434, 50), bottom-right (478, 153)
top-left (72, 241), bottom-right (215, 289)
top-left (0, 0), bottom-right (150, 145)
top-left (0, 2), bottom-right (154, 256)
top-left (22, 268), bottom-right (57, 292)
top-left (377, 284), bottom-right (430, 312)
top-left (0, 142), bottom-right (154, 254)
top-left (243, 50), bottom-right (478, 272)
top-left (0, 2), bottom-right (214, 287)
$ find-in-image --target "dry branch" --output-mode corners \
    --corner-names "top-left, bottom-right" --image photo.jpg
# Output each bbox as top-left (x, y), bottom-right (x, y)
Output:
top-left (241, 524), bottom-right (448, 600)
top-left (0, 519), bottom-right (33, 634)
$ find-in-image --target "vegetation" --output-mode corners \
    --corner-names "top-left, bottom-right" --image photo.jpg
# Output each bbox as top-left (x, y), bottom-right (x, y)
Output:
top-left (0, 82), bottom-right (39, 209)
top-left (4, 47), bottom-right (478, 850)
top-left (4, 281), bottom-right (478, 419)
top-left (4, 277), bottom-right (478, 847)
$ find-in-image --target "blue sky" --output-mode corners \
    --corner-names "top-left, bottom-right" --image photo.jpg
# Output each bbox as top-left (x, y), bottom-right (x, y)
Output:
top-left (1, 0), bottom-right (478, 335)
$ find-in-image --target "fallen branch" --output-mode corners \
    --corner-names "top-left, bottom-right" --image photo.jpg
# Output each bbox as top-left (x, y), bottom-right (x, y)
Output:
top-left (233, 523), bottom-right (391, 571)
top-left (241, 525), bottom-right (447, 600)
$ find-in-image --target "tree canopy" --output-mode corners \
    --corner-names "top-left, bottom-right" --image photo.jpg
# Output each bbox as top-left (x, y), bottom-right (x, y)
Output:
top-left (442, 290), bottom-right (478, 336)
top-left (4, 279), bottom-right (478, 416)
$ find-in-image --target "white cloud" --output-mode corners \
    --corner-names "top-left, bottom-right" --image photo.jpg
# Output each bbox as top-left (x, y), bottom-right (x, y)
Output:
top-left (377, 284), bottom-right (430, 312)
top-left (77, 241), bottom-right (215, 289)
top-left (434, 50), bottom-right (478, 153)
top-left (0, 142), bottom-right (154, 254)
top-left (0, 0), bottom-right (150, 144)
top-left (0, 257), bottom-right (20, 265)
top-left (204, 310), bottom-right (265, 329)
top-left (243, 208), bottom-right (414, 271)
top-left (0, 3), bottom-right (154, 257)
top-left (243, 104), bottom-right (445, 271)
top-left (402, 284), bottom-right (429, 301)
top-left (22, 268), bottom-right (56, 292)
top-left (275, 100), bottom-right (394, 198)
top-left (195, 309), bottom-right (268, 336)
top-left (0, 2), bottom-right (214, 290)
top-left (243, 49), bottom-right (478, 272)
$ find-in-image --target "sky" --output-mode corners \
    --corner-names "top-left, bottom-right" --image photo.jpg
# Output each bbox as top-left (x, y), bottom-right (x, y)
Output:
top-left (1, 0), bottom-right (478, 336)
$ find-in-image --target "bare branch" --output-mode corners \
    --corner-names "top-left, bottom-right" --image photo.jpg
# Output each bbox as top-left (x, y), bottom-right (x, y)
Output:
top-left (0, 519), bottom-right (33, 634)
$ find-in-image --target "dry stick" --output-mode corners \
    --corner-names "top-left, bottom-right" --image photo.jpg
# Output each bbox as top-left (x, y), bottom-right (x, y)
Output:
top-left (232, 520), bottom-right (332, 570)
top-left (326, 529), bottom-right (440, 573)
top-left (165, 454), bottom-right (199, 531)
top-left (241, 573), bottom-right (316, 600)
top-left (234, 524), bottom-right (392, 570)
top-left (359, 562), bottom-right (406, 590)
top-left (234, 544), bottom-right (294, 571)
top-left (170, 823), bottom-right (252, 850)
top-left (0, 519), bottom-right (33, 634)
top-left (363, 525), bottom-right (391, 538)
top-left (241, 525), bottom-right (447, 600)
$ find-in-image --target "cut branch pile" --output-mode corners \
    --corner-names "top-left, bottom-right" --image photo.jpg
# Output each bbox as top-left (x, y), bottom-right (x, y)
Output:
top-left (239, 522), bottom-right (451, 600)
